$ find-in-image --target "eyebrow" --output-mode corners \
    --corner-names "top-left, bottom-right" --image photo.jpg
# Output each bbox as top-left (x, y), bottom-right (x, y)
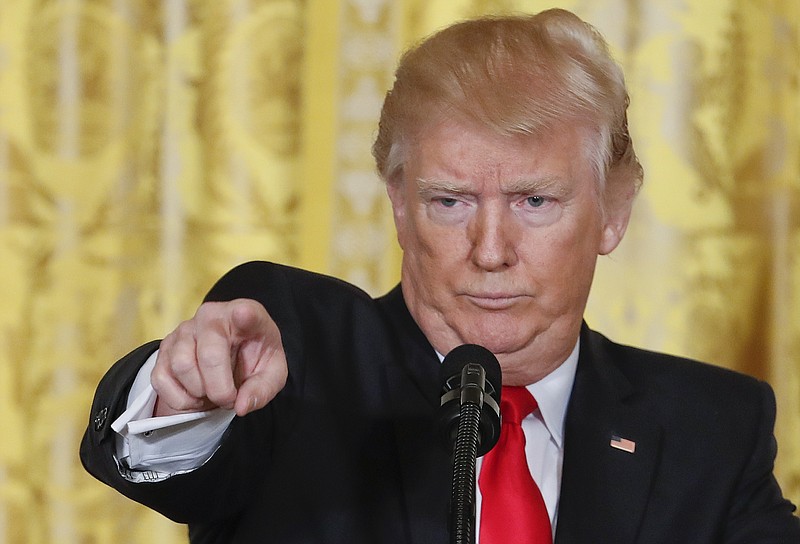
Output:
top-left (415, 175), bottom-right (570, 198)
top-left (414, 177), bottom-right (468, 197)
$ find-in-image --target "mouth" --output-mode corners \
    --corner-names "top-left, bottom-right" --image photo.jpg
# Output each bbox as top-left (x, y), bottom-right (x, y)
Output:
top-left (464, 293), bottom-right (525, 310)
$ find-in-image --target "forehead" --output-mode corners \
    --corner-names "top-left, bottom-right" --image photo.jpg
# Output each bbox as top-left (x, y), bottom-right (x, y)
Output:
top-left (405, 118), bottom-right (595, 189)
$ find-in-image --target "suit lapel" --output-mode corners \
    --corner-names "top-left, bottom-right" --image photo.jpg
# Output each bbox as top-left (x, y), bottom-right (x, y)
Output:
top-left (378, 286), bottom-right (452, 544)
top-left (555, 326), bottom-right (662, 544)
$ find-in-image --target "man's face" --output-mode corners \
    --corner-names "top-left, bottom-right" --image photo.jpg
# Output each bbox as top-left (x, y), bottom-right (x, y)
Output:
top-left (387, 118), bottom-right (630, 384)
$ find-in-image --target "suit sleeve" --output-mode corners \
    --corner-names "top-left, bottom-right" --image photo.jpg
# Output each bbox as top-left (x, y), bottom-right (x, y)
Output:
top-left (79, 341), bottom-right (179, 503)
top-left (79, 261), bottom-right (373, 524)
top-left (81, 351), bottom-right (279, 523)
top-left (722, 380), bottom-right (800, 542)
top-left (80, 263), bottom-right (296, 522)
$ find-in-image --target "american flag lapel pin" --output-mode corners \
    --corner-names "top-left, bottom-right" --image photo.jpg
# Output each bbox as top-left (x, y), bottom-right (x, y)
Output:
top-left (610, 435), bottom-right (636, 454)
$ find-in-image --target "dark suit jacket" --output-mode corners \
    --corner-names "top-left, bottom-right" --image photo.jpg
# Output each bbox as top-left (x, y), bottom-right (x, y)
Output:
top-left (81, 261), bottom-right (800, 543)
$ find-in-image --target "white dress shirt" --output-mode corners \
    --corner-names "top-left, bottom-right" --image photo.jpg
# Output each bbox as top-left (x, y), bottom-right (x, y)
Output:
top-left (112, 352), bottom-right (236, 481)
top-left (112, 341), bottom-right (579, 533)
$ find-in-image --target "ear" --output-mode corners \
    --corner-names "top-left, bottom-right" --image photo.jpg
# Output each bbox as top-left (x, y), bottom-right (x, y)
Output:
top-left (386, 179), bottom-right (408, 250)
top-left (598, 187), bottom-right (634, 256)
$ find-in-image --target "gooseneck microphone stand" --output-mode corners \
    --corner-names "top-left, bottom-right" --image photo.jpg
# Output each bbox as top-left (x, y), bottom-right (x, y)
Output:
top-left (438, 344), bottom-right (502, 544)
top-left (449, 395), bottom-right (483, 544)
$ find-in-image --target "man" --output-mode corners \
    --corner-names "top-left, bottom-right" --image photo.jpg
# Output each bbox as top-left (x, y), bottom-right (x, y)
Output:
top-left (81, 9), bottom-right (800, 543)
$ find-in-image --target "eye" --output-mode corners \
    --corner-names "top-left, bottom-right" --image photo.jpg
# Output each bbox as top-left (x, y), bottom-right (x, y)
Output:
top-left (526, 196), bottom-right (546, 208)
top-left (437, 197), bottom-right (459, 207)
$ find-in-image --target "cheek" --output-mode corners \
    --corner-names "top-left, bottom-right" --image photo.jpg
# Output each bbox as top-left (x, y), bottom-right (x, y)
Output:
top-left (527, 217), bottom-right (602, 280)
top-left (408, 209), bottom-right (467, 256)
top-left (402, 224), bottom-right (467, 289)
top-left (561, 204), bottom-right (605, 251)
top-left (405, 233), bottom-right (455, 276)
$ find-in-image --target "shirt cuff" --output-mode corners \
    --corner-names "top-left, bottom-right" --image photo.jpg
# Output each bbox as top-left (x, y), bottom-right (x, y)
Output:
top-left (112, 350), bottom-right (236, 482)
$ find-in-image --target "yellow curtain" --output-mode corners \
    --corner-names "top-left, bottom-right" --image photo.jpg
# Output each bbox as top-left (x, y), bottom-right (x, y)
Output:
top-left (0, 0), bottom-right (796, 542)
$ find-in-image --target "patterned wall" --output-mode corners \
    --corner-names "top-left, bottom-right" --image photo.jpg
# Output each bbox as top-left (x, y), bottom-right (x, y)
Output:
top-left (0, 0), bottom-right (797, 542)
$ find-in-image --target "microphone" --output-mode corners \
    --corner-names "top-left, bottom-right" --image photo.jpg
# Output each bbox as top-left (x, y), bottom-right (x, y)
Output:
top-left (438, 344), bottom-right (502, 456)
top-left (437, 344), bottom-right (502, 544)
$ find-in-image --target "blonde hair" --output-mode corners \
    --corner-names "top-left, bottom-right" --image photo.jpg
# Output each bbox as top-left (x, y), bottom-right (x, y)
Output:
top-left (372, 9), bottom-right (643, 206)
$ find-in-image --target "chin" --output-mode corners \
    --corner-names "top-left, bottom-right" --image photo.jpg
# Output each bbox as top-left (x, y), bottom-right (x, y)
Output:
top-left (458, 327), bottom-right (531, 355)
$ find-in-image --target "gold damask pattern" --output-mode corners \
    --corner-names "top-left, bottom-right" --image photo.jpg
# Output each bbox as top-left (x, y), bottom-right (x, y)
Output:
top-left (1, 0), bottom-right (304, 541)
top-left (328, 0), bottom-right (401, 294)
top-left (0, 0), bottom-right (797, 542)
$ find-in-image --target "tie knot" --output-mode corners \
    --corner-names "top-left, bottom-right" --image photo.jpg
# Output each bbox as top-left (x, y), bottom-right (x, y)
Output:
top-left (500, 386), bottom-right (538, 426)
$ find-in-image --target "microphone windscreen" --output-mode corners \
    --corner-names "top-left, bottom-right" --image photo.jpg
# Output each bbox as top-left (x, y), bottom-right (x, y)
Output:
top-left (440, 344), bottom-right (502, 399)
top-left (438, 343), bottom-right (503, 456)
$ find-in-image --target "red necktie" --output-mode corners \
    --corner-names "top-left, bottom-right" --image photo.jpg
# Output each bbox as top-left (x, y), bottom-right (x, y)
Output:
top-left (478, 386), bottom-right (552, 544)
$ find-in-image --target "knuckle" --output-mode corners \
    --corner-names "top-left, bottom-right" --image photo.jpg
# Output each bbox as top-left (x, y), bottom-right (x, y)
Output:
top-left (171, 353), bottom-right (199, 375)
top-left (172, 319), bottom-right (196, 339)
top-left (169, 396), bottom-right (201, 412)
top-left (231, 299), bottom-right (269, 331)
top-left (206, 387), bottom-right (236, 408)
top-left (196, 347), bottom-right (230, 371)
top-left (194, 302), bottom-right (225, 326)
top-left (149, 368), bottom-right (170, 396)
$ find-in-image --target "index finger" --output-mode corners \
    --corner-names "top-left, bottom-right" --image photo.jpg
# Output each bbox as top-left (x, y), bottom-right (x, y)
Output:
top-left (228, 298), bottom-right (273, 342)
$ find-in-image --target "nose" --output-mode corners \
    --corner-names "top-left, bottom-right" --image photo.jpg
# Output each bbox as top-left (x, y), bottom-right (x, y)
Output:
top-left (469, 205), bottom-right (519, 271)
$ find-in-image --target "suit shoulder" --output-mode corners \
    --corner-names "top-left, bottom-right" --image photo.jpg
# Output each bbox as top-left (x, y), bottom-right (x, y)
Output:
top-left (583, 327), bottom-right (772, 413)
top-left (205, 260), bottom-right (375, 306)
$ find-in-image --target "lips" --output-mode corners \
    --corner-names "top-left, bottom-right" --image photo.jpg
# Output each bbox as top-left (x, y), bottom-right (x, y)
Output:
top-left (464, 293), bottom-right (525, 310)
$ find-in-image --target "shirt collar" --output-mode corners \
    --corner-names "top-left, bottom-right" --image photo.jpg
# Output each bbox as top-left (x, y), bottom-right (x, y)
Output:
top-left (434, 339), bottom-right (579, 449)
top-left (525, 339), bottom-right (579, 449)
